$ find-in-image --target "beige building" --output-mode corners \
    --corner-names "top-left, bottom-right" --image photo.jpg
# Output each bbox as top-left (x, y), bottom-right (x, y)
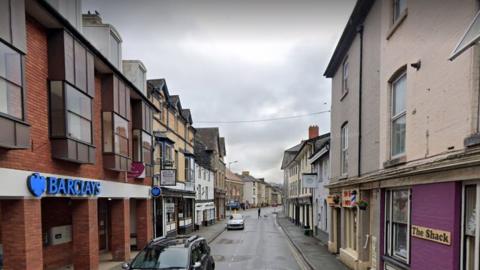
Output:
top-left (148, 79), bottom-right (196, 237)
top-left (225, 169), bottom-right (244, 203)
top-left (325, 1), bottom-right (480, 270)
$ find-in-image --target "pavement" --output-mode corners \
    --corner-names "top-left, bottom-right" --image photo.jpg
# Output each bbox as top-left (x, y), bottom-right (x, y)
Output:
top-left (209, 207), bottom-right (304, 270)
top-left (276, 213), bottom-right (349, 270)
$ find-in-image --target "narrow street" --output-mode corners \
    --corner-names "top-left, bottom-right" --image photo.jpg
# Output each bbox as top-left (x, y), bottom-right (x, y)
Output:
top-left (210, 207), bottom-right (305, 270)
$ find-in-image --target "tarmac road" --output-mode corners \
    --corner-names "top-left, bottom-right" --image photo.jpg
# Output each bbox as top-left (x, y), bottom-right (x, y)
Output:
top-left (210, 207), bottom-right (308, 270)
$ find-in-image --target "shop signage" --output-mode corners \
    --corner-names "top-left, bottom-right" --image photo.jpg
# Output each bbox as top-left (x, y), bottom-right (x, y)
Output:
top-left (151, 186), bottom-right (161, 197)
top-left (161, 170), bottom-right (176, 186)
top-left (128, 162), bottom-right (145, 179)
top-left (165, 203), bottom-right (175, 213)
top-left (327, 195), bottom-right (340, 206)
top-left (27, 173), bottom-right (101, 198)
top-left (342, 189), bottom-right (358, 208)
top-left (411, 225), bottom-right (451, 245)
top-left (301, 173), bottom-right (317, 188)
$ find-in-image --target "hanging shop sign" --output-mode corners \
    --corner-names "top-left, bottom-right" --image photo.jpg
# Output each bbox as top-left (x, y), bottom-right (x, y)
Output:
top-left (411, 225), bottom-right (451, 245)
top-left (301, 173), bottom-right (317, 188)
top-left (327, 195), bottom-right (341, 206)
top-left (128, 162), bottom-right (145, 179)
top-left (342, 189), bottom-right (358, 208)
top-left (151, 186), bottom-right (162, 197)
top-left (161, 170), bottom-right (176, 186)
top-left (27, 173), bottom-right (101, 198)
top-left (165, 203), bottom-right (175, 213)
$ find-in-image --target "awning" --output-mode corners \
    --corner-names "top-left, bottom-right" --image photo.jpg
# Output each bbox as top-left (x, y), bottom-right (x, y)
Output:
top-left (450, 10), bottom-right (480, 60)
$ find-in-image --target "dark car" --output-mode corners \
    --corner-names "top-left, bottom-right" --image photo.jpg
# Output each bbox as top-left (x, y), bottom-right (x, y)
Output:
top-left (122, 235), bottom-right (215, 270)
top-left (226, 201), bottom-right (241, 210)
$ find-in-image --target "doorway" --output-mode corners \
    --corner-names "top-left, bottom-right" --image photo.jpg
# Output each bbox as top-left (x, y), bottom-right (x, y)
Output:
top-left (335, 208), bottom-right (341, 254)
top-left (98, 199), bottom-right (109, 252)
top-left (154, 198), bottom-right (163, 238)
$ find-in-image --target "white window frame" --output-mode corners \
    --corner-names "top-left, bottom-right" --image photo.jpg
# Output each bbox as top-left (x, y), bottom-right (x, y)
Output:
top-left (344, 207), bottom-right (358, 254)
top-left (461, 182), bottom-right (480, 270)
top-left (393, 0), bottom-right (407, 24)
top-left (390, 73), bottom-right (407, 159)
top-left (342, 58), bottom-right (349, 95)
top-left (384, 188), bottom-right (411, 264)
top-left (341, 123), bottom-right (349, 176)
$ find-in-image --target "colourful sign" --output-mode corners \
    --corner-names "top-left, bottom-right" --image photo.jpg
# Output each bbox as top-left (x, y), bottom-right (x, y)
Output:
top-left (128, 162), bottom-right (145, 178)
top-left (27, 173), bottom-right (101, 198)
top-left (342, 189), bottom-right (358, 207)
top-left (411, 225), bottom-right (451, 245)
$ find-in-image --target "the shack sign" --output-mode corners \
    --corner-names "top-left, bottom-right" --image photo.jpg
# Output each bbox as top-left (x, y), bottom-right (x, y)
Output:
top-left (411, 225), bottom-right (451, 245)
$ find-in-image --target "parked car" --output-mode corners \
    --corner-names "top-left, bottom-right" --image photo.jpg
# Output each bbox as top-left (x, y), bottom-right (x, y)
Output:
top-left (122, 235), bottom-right (215, 270)
top-left (226, 213), bottom-right (245, 230)
top-left (226, 201), bottom-right (241, 210)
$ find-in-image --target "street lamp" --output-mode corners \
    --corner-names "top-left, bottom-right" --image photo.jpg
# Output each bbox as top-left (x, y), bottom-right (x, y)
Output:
top-left (228, 160), bottom-right (238, 169)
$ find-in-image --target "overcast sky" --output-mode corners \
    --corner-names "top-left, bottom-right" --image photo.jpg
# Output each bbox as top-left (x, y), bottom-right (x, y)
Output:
top-left (83, 0), bottom-right (355, 184)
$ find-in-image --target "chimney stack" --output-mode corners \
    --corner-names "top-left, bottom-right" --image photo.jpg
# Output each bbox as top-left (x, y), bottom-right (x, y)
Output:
top-left (308, 125), bottom-right (319, 139)
top-left (242, 171), bottom-right (250, 176)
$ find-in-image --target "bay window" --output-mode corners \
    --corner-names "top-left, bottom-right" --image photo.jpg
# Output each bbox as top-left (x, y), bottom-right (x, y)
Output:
top-left (385, 189), bottom-right (410, 264)
top-left (391, 73), bottom-right (406, 158)
top-left (133, 129), bottom-right (152, 168)
top-left (0, 39), bottom-right (30, 149)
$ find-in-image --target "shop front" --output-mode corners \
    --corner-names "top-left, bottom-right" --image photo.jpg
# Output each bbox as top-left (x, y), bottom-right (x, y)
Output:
top-left (0, 168), bottom-right (152, 270)
top-left (380, 182), bottom-right (461, 270)
top-left (195, 201), bottom-right (216, 228)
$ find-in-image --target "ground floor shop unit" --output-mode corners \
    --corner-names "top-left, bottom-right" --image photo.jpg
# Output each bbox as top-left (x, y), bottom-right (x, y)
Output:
top-left (287, 197), bottom-right (314, 231)
top-left (327, 160), bottom-right (480, 270)
top-left (153, 187), bottom-right (195, 238)
top-left (0, 168), bottom-right (153, 270)
top-left (195, 200), bottom-right (216, 229)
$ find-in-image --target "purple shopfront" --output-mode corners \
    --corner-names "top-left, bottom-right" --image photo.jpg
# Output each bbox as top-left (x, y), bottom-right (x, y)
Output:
top-left (380, 182), bottom-right (461, 270)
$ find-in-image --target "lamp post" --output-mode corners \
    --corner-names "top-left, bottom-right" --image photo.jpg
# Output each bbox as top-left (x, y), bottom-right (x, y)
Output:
top-left (228, 160), bottom-right (238, 170)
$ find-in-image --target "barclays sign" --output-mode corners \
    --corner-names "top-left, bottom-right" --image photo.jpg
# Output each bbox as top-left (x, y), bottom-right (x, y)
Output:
top-left (27, 173), bottom-right (101, 198)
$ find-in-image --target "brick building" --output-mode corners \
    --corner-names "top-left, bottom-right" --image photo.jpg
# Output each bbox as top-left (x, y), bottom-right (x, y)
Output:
top-left (0, 1), bottom-right (155, 269)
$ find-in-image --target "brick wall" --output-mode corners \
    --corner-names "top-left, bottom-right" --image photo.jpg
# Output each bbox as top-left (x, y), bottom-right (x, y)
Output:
top-left (0, 16), bottom-right (151, 186)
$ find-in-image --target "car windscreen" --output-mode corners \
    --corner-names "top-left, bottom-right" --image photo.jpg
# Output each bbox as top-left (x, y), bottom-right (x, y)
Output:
top-left (131, 245), bottom-right (188, 269)
top-left (230, 214), bottom-right (243, 220)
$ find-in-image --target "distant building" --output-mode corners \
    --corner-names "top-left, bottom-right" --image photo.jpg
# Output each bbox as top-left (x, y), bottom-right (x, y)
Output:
top-left (225, 169), bottom-right (244, 204)
top-left (194, 162), bottom-right (215, 228)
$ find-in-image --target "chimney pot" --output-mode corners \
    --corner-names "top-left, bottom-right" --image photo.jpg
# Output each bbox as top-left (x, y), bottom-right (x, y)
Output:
top-left (308, 125), bottom-right (319, 139)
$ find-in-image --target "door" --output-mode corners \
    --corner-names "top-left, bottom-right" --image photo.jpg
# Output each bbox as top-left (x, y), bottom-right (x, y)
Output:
top-left (335, 208), bottom-right (341, 254)
top-left (98, 199), bottom-right (108, 251)
top-left (155, 198), bottom-right (163, 237)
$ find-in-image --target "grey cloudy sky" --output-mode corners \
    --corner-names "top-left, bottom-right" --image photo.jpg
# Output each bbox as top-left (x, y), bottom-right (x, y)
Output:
top-left (83, 0), bottom-right (355, 183)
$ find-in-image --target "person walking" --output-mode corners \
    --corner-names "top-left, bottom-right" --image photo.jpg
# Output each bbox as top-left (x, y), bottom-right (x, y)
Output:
top-left (258, 207), bottom-right (261, 219)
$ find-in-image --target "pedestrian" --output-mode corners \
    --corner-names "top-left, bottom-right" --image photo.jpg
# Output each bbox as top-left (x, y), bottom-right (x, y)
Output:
top-left (258, 207), bottom-right (261, 219)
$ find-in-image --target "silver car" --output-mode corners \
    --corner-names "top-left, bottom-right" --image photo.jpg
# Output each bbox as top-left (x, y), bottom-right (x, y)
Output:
top-left (226, 213), bottom-right (245, 230)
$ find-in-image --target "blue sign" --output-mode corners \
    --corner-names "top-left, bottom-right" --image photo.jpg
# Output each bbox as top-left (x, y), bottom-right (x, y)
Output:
top-left (151, 186), bottom-right (161, 197)
top-left (27, 173), bottom-right (101, 198)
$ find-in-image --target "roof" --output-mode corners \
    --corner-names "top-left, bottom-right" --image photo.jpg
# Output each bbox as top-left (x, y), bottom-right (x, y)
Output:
top-left (149, 235), bottom-right (205, 248)
top-left (324, 0), bottom-right (375, 78)
top-left (225, 169), bottom-right (244, 183)
top-left (181, 109), bottom-right (193, 124)
top-left (280, 143), bottom-right (302, 169)
top-left (196, 128), bottom-right (220, 152)
top-left (283, 133), bottom-right (330, 169)
top-left (219, 137), bottom-right (226, 157)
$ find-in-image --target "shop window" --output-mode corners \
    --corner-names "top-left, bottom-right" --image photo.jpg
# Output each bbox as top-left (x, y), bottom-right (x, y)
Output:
top-left (344, 208), bottom-right (357, 252)
top-left (49, 81), bottom-right (95, 163)
top-left (462, 184), bottom-right (478, 270)
top-left (0, 39), bottom-right (30, 149)
top-left (391, 73), bottom-right (406, 158)
top-left (385, 189), bottom-right (410, 264)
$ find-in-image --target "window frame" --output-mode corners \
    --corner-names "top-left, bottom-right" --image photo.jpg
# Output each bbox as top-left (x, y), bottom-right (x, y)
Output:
top-left (0, 40), bottom-right (25, 122)
top-left (342, 57), bottom-right (349, 96)
top-left (384, 188), bottom-right (411, 264)
top-left (461, 182), bottom-right (480, 270)
top-left (390, 72), bottom-right (407, 159)
top-left (393, 0), bottom-right (407, 24)
top-left (340, 122), bottom-right (349, 176)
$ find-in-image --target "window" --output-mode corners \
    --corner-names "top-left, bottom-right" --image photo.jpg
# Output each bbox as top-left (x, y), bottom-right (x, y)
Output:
top-left (342, 58), bottom-right (349, 95)
top-left (133, 129), bottom-right (152, 165)
top-left (391, 73), bottom-right (406, 158)
top-left (0, 41), bottom-right (23, 120)
top-left (341, 123), bottom-right (349, 175)
top-left (463, 184), bottom-right (478, 270)
top-left (393, 0), bottom-right (407, 23)
top-left (385, 189), bottom-right (410, 263)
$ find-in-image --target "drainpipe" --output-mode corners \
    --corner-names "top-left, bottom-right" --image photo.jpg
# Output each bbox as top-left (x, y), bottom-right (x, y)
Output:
top-left (357, 24), bottom-right (364, 177)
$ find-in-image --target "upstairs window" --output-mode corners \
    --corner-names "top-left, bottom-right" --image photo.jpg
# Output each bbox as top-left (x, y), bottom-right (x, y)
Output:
top-left (391, 73), bottom-right (406, 158)
top-left (342, 58), bottom-right (349, 95)
top-left (0, 41), bottom-right (23, 120)
top-left (341, 123), bottom-right (349, 175)
top-left (393, 0), bottom-right (407, 23)
top-left (65, 84), bottom-right (92, 143)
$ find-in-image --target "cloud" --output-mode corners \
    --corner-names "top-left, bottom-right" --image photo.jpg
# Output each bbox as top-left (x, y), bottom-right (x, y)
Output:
top-left (83, 0), bottom-right (355, 183)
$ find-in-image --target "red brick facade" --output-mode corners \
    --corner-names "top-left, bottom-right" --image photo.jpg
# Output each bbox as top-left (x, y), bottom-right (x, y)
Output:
top-left (0, 17), bottom-right (154, 270)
